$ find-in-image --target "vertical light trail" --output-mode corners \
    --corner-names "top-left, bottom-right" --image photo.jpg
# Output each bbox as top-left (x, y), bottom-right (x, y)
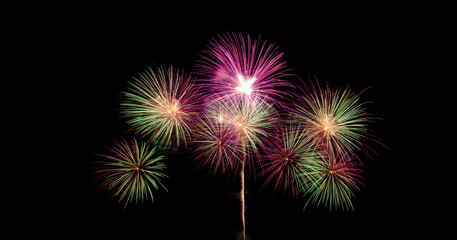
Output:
top-left (240, 137), bottom-right (246, 240)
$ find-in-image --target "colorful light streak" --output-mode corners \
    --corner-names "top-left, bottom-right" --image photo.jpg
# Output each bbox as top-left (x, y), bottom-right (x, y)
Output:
top-left (94, 138), bottom-right (168, 207)
top-left (121, 66), bottom-right (201, 151)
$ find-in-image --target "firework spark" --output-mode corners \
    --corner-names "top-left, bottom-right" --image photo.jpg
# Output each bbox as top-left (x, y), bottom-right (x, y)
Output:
top-left (191, 112), bottom-right (244, 178)
top-left (121, 66), bottom-right (200, 151)
top-left (288, 80), bottom-right (377, 157)
top-left (261, 125), bottom-right (320, 195)
top-left (197, 32), bottom-right (292, 104)
top-left (205, 94), bottom-right (278, 240)
top-left (301, 149), bottom-right (363, 211)
top-left (94, 138), bottom-right (168, 207)
top-left (193, 94), bottom-right (277, 175)
top-left (207, 94), bottom-right (277, 155)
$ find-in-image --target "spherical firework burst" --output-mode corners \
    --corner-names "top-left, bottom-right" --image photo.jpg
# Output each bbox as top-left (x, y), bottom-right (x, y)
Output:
top-left (197, 32), bottom-right (292, 104)
top-left (207, 94), bottom-right (277, 155)
top-left (193, 94), bottom-right (277, 177)
top-left (94, 138), bottom-right (168, 207)
top-left (288, 80), bottom-right (377, 157)
top-left (204, 94), bottom-right (277, 239)
top-left (301, 149), bottom-right (363, 211)
top-left (191, 112), bottom-right (244, 178)
top-left (121, 66), bottom-right (200, 151)
top-left (260, 125), bottom-right (320, 195)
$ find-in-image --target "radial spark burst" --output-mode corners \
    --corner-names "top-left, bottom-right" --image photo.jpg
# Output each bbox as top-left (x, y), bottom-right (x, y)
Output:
top-left (197, 32), bottom-right (292, 104)
top-left (196, 94), bottom-right (277, 174)
top-left (209, 94), bottom-right (277, 150)
top-left (261, 125), bottom-right (320, 195)
top-left (192, 112), bottom-right (244, 178)
top-left (94, 138), bottom-right (168, 207)
top-left (301, 150), bottom-right (363, 211)
top-left (289, 81), bottom-right (377, 157)
top-left (121, 66), bottom-right (200, 151)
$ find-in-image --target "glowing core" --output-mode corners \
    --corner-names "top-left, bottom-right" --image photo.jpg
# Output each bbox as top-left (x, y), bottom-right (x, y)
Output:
top-left (164, 99), bottom-right (179, 119)
top-left (235, 75), bottom-right (255, 95)
top-left (320, 114), bottom-right (337, 135)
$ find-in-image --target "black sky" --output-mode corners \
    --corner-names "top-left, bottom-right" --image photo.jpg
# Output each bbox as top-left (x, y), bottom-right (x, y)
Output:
top-left (43, 4), bottom-right (431, 239)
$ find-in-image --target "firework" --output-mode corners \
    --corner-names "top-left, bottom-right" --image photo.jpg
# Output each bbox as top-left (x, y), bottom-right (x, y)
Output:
top-left (205, 94), bottom-right (277, 239)
top-left (94, 138), bottom-right (168, 207)
top-left (288, 80), bottom-right (377, 157)
top-left (260, 125), bottom-right (321, 195)
top-left (191, 112), bottom-right (244, 178)
top-left (301, 149), bottom-right (363, 211)
top-left (121, 66), bottom-right (201, 151)
top-left (193, 93), bottom-right (277, 174)
top-left (206, 94), bottom-right (277, 164)
top-left (197, 32), bottom-right (292, 104)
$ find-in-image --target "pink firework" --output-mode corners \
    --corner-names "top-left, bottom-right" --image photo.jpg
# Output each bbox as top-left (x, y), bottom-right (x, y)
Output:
top-left (192, 93), bottom-right (277, 177)
top-left (260, 125), bottom-right (320, 196)
top-left (197, 32), bottom-right (292, 104)
top-left (191, 111), bottom-right (244, 179)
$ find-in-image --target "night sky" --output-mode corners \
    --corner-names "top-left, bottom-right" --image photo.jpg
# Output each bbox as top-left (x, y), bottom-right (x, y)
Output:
top-left (42, 4), bottom-right (431, 239)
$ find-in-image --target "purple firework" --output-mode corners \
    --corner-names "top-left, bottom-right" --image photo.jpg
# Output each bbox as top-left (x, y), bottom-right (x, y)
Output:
top-left (197, 32), bottom-right (292, 105)
top-left (193, 93), bottom-right (277, 177)
top-left (191, 111), bottom-right (243, 179)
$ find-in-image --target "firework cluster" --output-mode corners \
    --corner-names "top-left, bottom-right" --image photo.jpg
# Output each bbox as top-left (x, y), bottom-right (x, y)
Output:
top-left (94, 32), bottom-right (383, 211)
top-left (261, 81), bottom-right (376, 210)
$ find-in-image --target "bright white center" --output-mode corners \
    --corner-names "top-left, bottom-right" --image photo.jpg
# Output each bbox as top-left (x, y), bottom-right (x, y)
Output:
top-left (321, 114), bottom-right (337, 134)
top-left (235, 75), bottom-right (255, 95)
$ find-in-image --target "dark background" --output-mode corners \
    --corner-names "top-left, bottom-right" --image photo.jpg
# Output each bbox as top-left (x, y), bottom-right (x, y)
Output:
top-left (38, 4), bottom-right (436, 239)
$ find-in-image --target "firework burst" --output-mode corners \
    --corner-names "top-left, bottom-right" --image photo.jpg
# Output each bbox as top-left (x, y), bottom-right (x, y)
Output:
top-left (193, 94), bottom-right (277, 176)
top-left (191, 112), bottom-right (244, 178)
top-left (301, 149), bottom-right (363, 211)
top-left (261, 125), bottom-right (321, 195)
top-left (197, 32), bottom-right (292, 104)
top-left (94, 138), bottom-right (168, 207)
top-left (121, 66), bottom-right (200, 151)
top-left (208, 94), bottom-right (277, 154)
top-left (288, 80), bottom-right (377, 157)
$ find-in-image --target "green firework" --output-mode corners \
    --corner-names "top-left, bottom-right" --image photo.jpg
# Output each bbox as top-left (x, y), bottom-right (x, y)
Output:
top-left (95, 138), bottom-right (168, 207)
top-left (261, 125), bottom-right (321, 195)
top-left (121, 66), bottom-right (200, 151)
top-left (289, 82), bottom-right (375, 157)
top-left (207, 94), bottom-right (277, 151)
top-left (301, 149), bottom-right (362, 211)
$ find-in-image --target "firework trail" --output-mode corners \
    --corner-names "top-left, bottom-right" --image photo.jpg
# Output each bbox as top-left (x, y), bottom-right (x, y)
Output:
top-left (197, 33), bottom-right (292, 239)
top-left (197, 32), bottom-right (292, 105)
top-left (121, 66), bottom-right (201, 151)
top-left (193, 93), bottom-right (277, 239)
top-left (94, 138), bottom-right (168, 207)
